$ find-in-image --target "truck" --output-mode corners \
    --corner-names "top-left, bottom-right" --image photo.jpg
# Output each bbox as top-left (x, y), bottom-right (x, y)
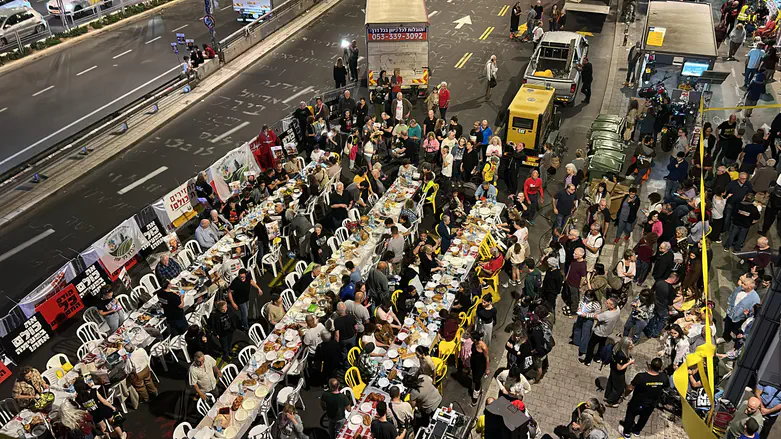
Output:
top-left (523, 31), bottom-right (589, 105)
top-left (365, 0), bottom-right (429, 98)
top-left (563, 0), bottom-right (610, 15)
top-left (232, 0), bottom-right (271, 22)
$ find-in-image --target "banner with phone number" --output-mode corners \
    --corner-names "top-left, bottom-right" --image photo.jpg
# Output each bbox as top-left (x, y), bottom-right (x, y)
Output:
top-left (367, 26), bottom-right (427, 41)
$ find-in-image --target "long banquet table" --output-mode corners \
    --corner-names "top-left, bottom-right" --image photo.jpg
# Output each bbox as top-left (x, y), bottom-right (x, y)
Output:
top-left (189, 170), bottom-right (423, 439)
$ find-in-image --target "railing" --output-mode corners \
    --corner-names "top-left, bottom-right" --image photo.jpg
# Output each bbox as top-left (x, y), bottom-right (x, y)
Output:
top-left (0, 27), bottom-right (53, 54)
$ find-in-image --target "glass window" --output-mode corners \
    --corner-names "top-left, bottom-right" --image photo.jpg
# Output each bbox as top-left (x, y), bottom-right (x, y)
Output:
top-left (512, 117), bottom-right (534, 130)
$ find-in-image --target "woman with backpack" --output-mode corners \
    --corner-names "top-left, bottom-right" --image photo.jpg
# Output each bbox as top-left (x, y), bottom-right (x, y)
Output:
top-left (528, 305), bottom-right (554, 382)
top-left (572, 290), bottom-right (601, 359)
top-left (623, 288), bottom-right (655, 344)
top-left (604, 337), bottom-right (635, 407)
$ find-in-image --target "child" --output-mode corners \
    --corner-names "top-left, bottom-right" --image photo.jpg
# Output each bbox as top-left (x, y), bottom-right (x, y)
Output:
top-left (739, 417), bottom-right (760, 439)
top-left (727, 163), bottom-right (739, 180)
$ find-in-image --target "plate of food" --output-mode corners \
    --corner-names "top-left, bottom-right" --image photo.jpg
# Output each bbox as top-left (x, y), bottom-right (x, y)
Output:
top-left (283, 351), bottom-right (295, 360)
top-left (404, 318), bottom-right (414, 326)
top-left (403, 358), bottom-right (416, 368)
top-left (378, 377), bottom-right (390, 388)
top-left (265, 351), bottom-right (277, 361)
top-left (383, 360), bottom-right (394, 370)
top-left (255, 386), bottom-right (269, 398)
top-left (431, 273), bottom-right (442, 282)
top-left (387, 349), bottom-right (398, 359)
top-left (234, 409), bottom-right (248, 422)
top-left (286, 341), bottom-right (298, 348)
top-left (360, 402), bottom-right (373, 412)
top-left (414, 301), bottom-right (425, 310)
top-left (397, 332), bottom-right (408, 341)
top-left (242, 378), bottom-right (257, 389)
top-left (242, 398), bottom-right (257, 410)
top-left (267, 372), bottom-right (282, 383)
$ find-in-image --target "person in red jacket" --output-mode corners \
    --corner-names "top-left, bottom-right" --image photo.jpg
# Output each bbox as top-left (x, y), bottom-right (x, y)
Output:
top-left (523, 169), bottom-right (544, 224)
top-left (438, 82), bottom-right (451, 120)
top-left (252, 125), bottom-right (277, 171)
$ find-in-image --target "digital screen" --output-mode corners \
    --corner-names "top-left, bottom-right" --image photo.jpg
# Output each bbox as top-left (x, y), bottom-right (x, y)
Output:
top-left (681, 62), bottom-right (709, 77)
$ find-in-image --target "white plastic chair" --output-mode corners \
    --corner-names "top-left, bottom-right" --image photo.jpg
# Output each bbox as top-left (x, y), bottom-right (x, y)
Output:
top-left (248, 424), bottom-right (271, 439)
top-left (341, 387), bottom-right (357, 406)
top-left (284, 272), bottom-right (300, 290)
top-left (247, 251), bottom-right (261, 284)
top-left (196, 393), bottom-right (216, 417)
top-left (220, 364), bottom-right (238, 389)
top-left (178, 248), bottom-right (195, 268)
top-left (106, 381), bottom-right (128, 414)
top-left (281, 289), bottom-right (296, 311)
top-left (131, 285), bottom-right (148, 305)
top-left (348, 208), bottom-right (360, 222)
top-left (185, 240), bottom-right (203, 255)
top-left (238, 345), bottom-right (258, 367)
top-left (261, 241), bottom-right (282, 278)
top-left (295, 156), bottom-right (305, 171)
top-left (280, 225), bottom-right (292, 251)
top-left (0, 398), bottom-right (20, 425)
top-left (276, 378), bottom-right (306, 410)
top-left (149, 340), bottom-right (172, 372)
top-left (115, 294), bottom-right (134, 312)
top-left (258, 389), bottom-right (276, 426)
top-left (295, 260), bottom-right (308, 277)
top-left (335, 227), bottom-right (349, 245)
top-left (77, 341), bottom-right (98, 361)
top-left (140, 273), bottom-right (161, 294)
top-left (46, 353), bottom-right (71, 371)
top-left (367, 193), bottom-right (379, 206)
top-left (82, 307), bottom-right (104, 326)
top-left (173, 421), bottom-right (193, 439)
top-left (41, 367), bottom-right (62, 386)
top-left (133, 347), bottom-right (159, 382)
top-left (249, 323), bottom-right (267, 346)
top-left (76, 322), bottom-right (106, 344)
top-left (167, 334), bottom-right (191, 363)
top-left (260, 303), bottom-right (271, 325)
top-left (327, 236), bottom-right (339, 254)
top-left (285, 350), bottom-right (309, 386)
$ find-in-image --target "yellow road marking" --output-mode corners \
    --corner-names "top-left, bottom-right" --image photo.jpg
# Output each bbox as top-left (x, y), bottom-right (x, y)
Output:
top-left (498, 5), bottom-right (510, 16)
top-left (454, 52), bottom-right (473, 69)
top-left (577, 27), bottom-right (594, 36)
top-left (479, 26), bottom-right (495, 40)
top-left (268, 258), bottom-right (295, 287)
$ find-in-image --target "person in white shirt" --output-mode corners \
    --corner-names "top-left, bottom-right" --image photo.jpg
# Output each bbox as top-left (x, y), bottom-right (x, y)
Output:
top-left (303, 315), bottom-right (326, 355)
top-left (485, 55), bottom-right (498, 98)
top-left (583, 223), bottom-right (604, 272)
top-left (486, 136), bottom-right (503, 158)
top-left (441, 145), bottom-right (454, 178)
top-left (617, 249), bottom-right (637, 284)
top-left (495, 363), bottom-right (532, 400)
top-left (195, 219), bottom-right (221, 249)
top-left (532, 21), bottom-right (545, 47)
top-left (310, 144), bottom-right (325, 163)
top-left (129, 348), bottom-right (158, 402)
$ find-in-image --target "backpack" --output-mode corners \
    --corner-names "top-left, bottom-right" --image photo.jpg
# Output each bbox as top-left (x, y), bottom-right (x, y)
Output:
top-left (540, 323), bottom-right (555, 354)
top-left (598, 343), bottom-right (614, 370)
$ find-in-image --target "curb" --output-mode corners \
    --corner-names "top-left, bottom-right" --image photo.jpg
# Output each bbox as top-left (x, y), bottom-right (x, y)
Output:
top-left (0, 0), bottom-right (186, 77)
top-left (599, 8), bottom-right (625, 115)
top-left (0, 0), bottom-right (341, 227)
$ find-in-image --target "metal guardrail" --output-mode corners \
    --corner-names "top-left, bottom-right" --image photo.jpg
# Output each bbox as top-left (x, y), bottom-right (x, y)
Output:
top-left (0, 0), bottom-right (322, 191)
top-left (0, 27), bottom-right (53, 54)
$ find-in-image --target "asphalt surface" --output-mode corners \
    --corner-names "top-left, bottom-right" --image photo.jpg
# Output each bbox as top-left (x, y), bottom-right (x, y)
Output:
top-left (0, 0), bottom-right (247, 175)
top-left (0, 0), bottom-right (614, 317)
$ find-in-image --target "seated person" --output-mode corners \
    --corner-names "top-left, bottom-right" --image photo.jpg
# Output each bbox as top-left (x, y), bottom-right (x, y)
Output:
top-left (396, 285), bottom-right (420, 319)
top-left (12, 366), bottom-right (49, 409)
top-left (439, 309), bottom-right (460, 341)
top-left (478, 247), bottom-right (505, 278)
top-left (376, 300), bottom-right (402, 331)
top-left (436, 214), bottom-right (460, 251)
top-left (412, 230), bottom-right (440, 255)
top-left (221, 197), bottom-right (245, 225)
top-left (361, 323), bottom-right (389, 354)
top-left (267, 294), bottom-right (286, 326)
top-left (474, 180), bottom-right (498, 202)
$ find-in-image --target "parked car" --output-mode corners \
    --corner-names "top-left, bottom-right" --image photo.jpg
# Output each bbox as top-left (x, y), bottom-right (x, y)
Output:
top-left (0, 7), bottom-right (47, 46)
top-left (0, 0), bottom-right (33, 11)
top-left (47, 0), bottom-right (109, 18)
top-left (523, 31), bottom-right (589, 105)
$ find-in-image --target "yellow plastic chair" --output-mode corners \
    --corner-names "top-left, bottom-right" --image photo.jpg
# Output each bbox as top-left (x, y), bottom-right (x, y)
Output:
top-left (358, 337), bottom-right (364, 349)
top-left (345, 367), bottom-right (366, 399)
top-left (476, 266), bottom-right (500, 299)
top-left (331, 152), bottom-right (341, 163)
top-left (454, 327), bottom-right (465, 367)
top-left (347, 347), bottom-right (361, 367)
top-left (437, 339), bottom-right (457, 364)
top-left (425, 183), bottom-right (439, 213)
top-left (431, 357), bottom-right (447, 393)
top-left (391, 289), bottom-right (402, 313)
top-left (458, 312), bottom-right (469, 328)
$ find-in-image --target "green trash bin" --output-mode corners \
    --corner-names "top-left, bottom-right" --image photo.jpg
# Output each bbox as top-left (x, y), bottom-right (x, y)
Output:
top-left (590, 149), bottom-right (626, 165)
top-left (590, 120), bottom-right (622, 134)
top-left (588, 155), bottom-right (623, 181)
top-left (594, 114), bottom-right (625, 125)
top-left (592, 139), bottom-right (627, 153)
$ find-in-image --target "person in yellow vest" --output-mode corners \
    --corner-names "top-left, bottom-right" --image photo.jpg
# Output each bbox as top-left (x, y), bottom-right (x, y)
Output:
top-left (482, 156), bottom-right (500, 184)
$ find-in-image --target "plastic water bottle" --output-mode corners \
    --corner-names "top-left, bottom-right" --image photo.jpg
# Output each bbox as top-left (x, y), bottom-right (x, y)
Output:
top-left (251, 357), bottom-right (257, 370)
top-left (239, 383), bottom-right (245, 396)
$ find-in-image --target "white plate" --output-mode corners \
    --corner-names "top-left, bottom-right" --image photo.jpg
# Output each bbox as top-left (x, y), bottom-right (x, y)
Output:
top-left (451, 280), bottom-right (459, 288)
top-left (453, 239), bottom-right (461, 245)
top-left (457, 267), bottom-right (467, 274)
top-left (194, 428), bottom-right (213, 439)
top-left (414, 301), bottom-right (425, 309)
top-left (387, 350), bottom-right (398, 359)
top-left (234, 409), bottom-right (248, 422)
top-left (432, 274), bottom-right (442, 282)
top-left (470, 246), bottom-right (478, 252)
top-left (267, 372), bottom-right (282, 383)
top-left (424, 291), bottom-right (435, 298)
top-left (255, 386), bottom-right (269, 398)
top-left (383, 360), bottom-right (394, 370)
top-left (224, 426), bottom-right (238, 439)
top-left (302, 298), bottom-right (312, 305)
top-left (242, 398), bottom-right (257, 410)
top-left (265, 352), bottom-right (277, 361)
top-left (418, 336), bottom-right (431, 347)
top-left (404, 318), bottom-right (414, 326)
top-left (427, 323), bottom-right (438, 332)
top-left (378, 377), bottom-right (390, 388)
top-left (403, 358), bottom-right (416, 368)
top-left (230, 384), bottom-right (240, 393)
top-left (286, 340), bottom-right (298, 348)
top-left (397, 333), bottom-right (408, 341)
top-left (350, 414), bottom-right (364, 425)
top-left (360, 402), bottom-right (373, 412)
top-left (283, 351), bottom-right (295, 360)
top-left (267, 334), bottom-right (279, 342)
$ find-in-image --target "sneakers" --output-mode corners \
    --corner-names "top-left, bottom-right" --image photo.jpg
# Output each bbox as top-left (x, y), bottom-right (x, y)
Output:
top-left (614, 238), bottom-right (620, 244)
top-left (624, 236), bottom-right (630, 242)
top-left (716, 337), bottom-right (727, 344)
top-left (501, 282), bottom-right (510, 288)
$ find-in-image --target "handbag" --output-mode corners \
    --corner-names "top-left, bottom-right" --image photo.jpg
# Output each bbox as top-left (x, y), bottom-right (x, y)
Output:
top-left (489, 77), bottom-right (497, 88)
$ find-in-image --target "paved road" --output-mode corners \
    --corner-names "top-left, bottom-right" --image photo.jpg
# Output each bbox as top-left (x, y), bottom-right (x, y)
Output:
top-left (0, 0), bottom-right (612, 315)
top-left (0, 0), bottom-right (247, 175)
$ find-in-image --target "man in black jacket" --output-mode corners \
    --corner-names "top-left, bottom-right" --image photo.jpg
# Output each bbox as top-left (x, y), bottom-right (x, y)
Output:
top-left (644, 272), bottom-right (679, 339)
top-left (209, 300), bottom-right (237, 361)
top-left (293, 264), bottom-right (321, 293)
top-left (652, 241), bottom-right (674, 282)
top-left (541, 258), bottom-right (564, 323)
top-left (614, 187), bottom-right (641, 243)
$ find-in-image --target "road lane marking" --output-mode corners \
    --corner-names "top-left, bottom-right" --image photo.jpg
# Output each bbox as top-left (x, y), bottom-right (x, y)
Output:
top-left (210, 121), bottom-right (251, 144)
top-left (0, 107), bottom-right (6, 114)
top-left (1, 64), bottom-right (181, 168)
top-left (428, 10), bottom-right (438, 17)
top-left (32, 85), bottom-right (54, 97)
top-left (454, 52), bottom-right (472, 69)
top-left (453, 15), bottom-right (471, 29)
top-left (282, 85), bottom-right (315, 104)
top-left (76, 65), bottom-right (97, 76)
top-left (145, 36), bottom-right (162, 44)
top-left (221, 4), bottom-right (232, 9)
top-left (479, 26), bottom-right (494, 40)
top-left (113, 49), bottom-right (133, 59)
top-left (498, 5), bottom-right (510, 16)
top-left (0, 229), bottom-right (56, 262)
top-left (117, 166), bottom-right (168, 195)
top-left (171, 24), bottom-right (189, 32)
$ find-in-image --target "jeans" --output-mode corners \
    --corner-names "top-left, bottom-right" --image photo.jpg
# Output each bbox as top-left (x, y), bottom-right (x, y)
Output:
top-left (615, 218), bottom-right (633, 240)
top-left (623, 400), bottom-right (655, 437)
top-left (439, 107), bottom-right (447, 121)
top-left (527, 192), bottom-right (539, 221)
top-left (724, 224), bottom-right (749, 252)
top-left (635, 260), bottom-right (650, 284)
top-left (105, 311), bottom-right (124, 334)
top-left (664, 179), bottom-right (680, 201)
top-left (237, 301), bottom-right (249, 330)
top-left (328, 418), bottom-right (346, 439)
top-left (555, 213), bottom-right (567, 230)
top-left (218, 331), bottom-right (234, 359)
top-left (572, 317), bottom-right (594, 356)
top-left (723, 203), bottom-right (735, 234)
top-left (745, 67), bottom-right (758, 87)
top-left (584, 334), bottom-right (607, 364)
top-left (644, 309), bottom-right (668, 339)
top-left (623, 316), bottom-right (649, 342)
